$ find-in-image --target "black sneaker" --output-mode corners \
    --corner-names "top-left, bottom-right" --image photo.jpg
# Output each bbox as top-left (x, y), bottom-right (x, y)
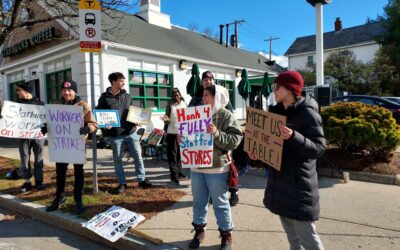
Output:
top-left (116, 184), bottom-right (127, 194)
top-left (170, 178), bottom-right (180, 186)
top-left (7, 169), bottom-right (21, 180)
top-left (35, 182), bottom-right (44, 190)
top-left (138, 179), bottom-right (152, 188)
top-left (46, 196), bottom-right (67, 212)
top-left (20, 182), bottom-right (32, 193)
top-left (229, 193), bottom-right (239, 207)
top-left (178, 173), bottom-right (189, 180)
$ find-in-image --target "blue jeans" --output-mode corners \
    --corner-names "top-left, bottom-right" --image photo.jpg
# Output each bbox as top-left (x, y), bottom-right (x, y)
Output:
top-left (191, 171), bottom-right (233, 231)
top-left (109, 132), bottom-right (145, 184)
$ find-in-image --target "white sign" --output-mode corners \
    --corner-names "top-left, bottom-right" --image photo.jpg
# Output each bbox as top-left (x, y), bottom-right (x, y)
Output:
top-left (126, 106), bottom-right (152, 125)
top-left (83, 206), bottom-right (145, 242)
top-left (46, 104), bottom-right (85, 164)
top-left (93, 110), bottom-right (120, 128)
top-left (176, 105), bottom-right (213, 168)
top-left (79, 0), bottom-right (101, 52)
top-left (0, 101), bottom-right (46, 139)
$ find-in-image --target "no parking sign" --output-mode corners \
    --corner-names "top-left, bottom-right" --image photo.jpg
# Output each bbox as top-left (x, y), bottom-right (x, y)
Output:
top-left (79, 0), bottom-right (102, 52)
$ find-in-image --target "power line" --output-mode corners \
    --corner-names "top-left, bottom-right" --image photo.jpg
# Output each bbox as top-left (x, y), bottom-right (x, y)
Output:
top-left (264, 36), bottom-right (280, 61)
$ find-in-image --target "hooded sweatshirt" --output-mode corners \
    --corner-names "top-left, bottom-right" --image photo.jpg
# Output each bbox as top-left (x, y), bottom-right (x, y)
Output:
top-left (192, 85), bottom-right (243, 174)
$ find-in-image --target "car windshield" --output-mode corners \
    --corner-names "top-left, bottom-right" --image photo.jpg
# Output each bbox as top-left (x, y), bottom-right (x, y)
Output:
top-left (383, 97), bottom-right (400, 104)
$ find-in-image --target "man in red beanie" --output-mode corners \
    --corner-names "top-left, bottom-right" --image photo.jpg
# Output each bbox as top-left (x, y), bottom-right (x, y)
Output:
top-left (261, 71), bottom-right (326, 249)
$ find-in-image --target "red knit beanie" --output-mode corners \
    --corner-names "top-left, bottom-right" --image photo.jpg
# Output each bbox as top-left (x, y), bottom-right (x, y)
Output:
top-left (274, 71), bottom-right (304, 96)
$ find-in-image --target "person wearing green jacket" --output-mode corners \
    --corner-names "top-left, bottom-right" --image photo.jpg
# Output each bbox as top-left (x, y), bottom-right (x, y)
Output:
top-left (189, 85), bottom-right (243, 250)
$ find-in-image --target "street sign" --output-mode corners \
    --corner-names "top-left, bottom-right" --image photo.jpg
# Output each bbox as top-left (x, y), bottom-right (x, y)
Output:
top-left (79, 0), bottom-right (101, 53)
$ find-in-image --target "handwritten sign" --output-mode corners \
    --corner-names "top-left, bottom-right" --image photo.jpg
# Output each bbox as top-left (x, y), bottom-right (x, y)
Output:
top-left (83, 206), bottom-right (145, 242)
top-left (244, 107), bottom-right (286, 171)
top-left (147, 128), bottom-right (164, 146)
top-left (177, 105), bottom-right (213, 168)
top-left (0, 101), bottom-right (46, 139)
top-left (126, 106), bottom-right (151, 125)
top-left (46, 104), bottom-right (85, 164)
top-left (93, 110), bottom-right (120, 128)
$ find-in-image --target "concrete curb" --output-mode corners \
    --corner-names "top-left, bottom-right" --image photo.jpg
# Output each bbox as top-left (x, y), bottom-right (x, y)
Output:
top-left (317, 168), bottom-right (400, 186)
top-left (0, 192), bottom-right (178, 250)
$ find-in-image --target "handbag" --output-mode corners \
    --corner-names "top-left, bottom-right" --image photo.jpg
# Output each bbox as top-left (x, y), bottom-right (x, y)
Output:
top-left (228, 155), bottom-right (239, 188)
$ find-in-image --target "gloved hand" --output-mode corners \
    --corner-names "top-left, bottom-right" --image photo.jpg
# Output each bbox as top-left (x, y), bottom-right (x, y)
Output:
top-left (80, 126), bottom-right (90, 135)
top-left (41, 124), bottom-right (47, 135)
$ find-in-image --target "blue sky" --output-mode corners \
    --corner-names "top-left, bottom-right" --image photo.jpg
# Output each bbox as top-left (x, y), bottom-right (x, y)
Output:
top-left (145, 0), bottom-right (388, 66)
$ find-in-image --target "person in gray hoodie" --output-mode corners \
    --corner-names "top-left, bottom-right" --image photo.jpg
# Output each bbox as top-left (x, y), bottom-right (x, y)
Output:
top-left (189, 85), bottom-right (242, 250)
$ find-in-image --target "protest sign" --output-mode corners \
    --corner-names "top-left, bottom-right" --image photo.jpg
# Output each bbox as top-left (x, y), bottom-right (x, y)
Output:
top-left (83, 206), bottom-right (145, 242)
top-left (46, 104), bottom-right (85, 164)
top-left (177, 105), bottom-right (213, 168)
top-left (147, 128), bottom-right (164, 146)
top-left (93, 109), bottom-right (120, 128)
top-left (126, 106), bottom-right (151, 125)
top-left (244, 107), bottom-right (286, 171)
top-left (0, 101), bottom-right (46, 139)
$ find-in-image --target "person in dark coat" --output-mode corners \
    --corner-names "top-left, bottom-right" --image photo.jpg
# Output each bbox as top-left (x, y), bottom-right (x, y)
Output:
top-left (188, 71), bottom-right (239, 207)
top-left (15, 81), bottom-right (45, 192)
top-left (263, 71), bottom-right (326, 250)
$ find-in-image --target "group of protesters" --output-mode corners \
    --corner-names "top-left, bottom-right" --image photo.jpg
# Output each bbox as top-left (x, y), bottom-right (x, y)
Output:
top-left (0, 70), bottom-right (326, 250)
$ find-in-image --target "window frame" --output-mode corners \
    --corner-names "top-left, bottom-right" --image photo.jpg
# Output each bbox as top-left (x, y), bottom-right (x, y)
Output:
top-left (8, 80), bottom-right (25, 102)
top-left (128, 69), bottom-right (174, 112)
top-left (215, 78), bottom-right (235, 109)
top-left (45, 68), bottom-right (72, 104)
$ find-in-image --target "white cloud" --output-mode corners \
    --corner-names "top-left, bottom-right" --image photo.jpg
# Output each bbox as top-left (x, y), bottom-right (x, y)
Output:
top-left (258, 52), bottom-right (288, 68)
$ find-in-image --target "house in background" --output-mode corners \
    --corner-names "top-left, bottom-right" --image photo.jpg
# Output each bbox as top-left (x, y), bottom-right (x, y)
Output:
top-left (0, 0), bottom-right (277, 126)
top-left (285, 18), bottom-right (386, 71)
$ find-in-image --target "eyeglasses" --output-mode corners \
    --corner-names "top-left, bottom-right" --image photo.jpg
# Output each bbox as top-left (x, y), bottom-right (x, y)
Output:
top-left (272, 83), bottom-right (281, 92)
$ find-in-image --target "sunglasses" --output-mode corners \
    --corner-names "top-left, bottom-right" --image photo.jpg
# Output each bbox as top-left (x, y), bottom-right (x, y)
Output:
top-left (272, 83), bottom-right (281, 91)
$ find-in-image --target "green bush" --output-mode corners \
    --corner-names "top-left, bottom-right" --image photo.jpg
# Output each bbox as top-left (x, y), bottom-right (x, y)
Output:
top-left (321, 102), bottom-right (400, 161)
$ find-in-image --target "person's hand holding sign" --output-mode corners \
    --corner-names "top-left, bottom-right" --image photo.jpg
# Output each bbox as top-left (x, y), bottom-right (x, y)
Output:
top-left (279, 124), bottom-right (293, 140)
top-left (207, 124), bottom-right (217, 135)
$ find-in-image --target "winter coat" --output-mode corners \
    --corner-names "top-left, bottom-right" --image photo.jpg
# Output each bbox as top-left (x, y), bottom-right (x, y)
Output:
top-left (263, 96), bottom-right (326, 221)
top-left (18, 97), bottom-right (44, 106)
top-left (97, 87), bottom-right (136, 137)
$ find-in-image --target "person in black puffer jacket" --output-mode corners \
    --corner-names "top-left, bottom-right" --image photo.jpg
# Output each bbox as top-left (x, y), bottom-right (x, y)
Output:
top-left (263, 71), bottom-right (326, 250)
top-left (15, 81), bottom-right (45, 193)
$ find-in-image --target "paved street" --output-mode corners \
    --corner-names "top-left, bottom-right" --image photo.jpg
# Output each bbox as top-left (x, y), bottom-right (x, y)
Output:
top-left (0, 207), bottom-right (111, 250)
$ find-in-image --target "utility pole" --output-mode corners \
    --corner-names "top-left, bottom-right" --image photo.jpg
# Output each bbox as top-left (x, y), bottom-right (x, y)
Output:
top-left (264, 36), bottom-right (280, 61)
top-left (225, 19), bottom-right (245, 48)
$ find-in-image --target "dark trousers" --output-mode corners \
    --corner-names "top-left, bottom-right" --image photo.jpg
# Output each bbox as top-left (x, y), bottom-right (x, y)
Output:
top-left (166, 134), bottom-right (182, 180)
top-left (19, 139), bottom-right (44, 183)
top-left (55, 163), bottom-right (84, 203)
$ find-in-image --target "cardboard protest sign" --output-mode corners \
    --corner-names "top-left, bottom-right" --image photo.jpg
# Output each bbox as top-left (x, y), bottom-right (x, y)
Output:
top-left (93, 110), bottom-right (120, 128)
top-left (177, 105), bottom-right (213, 168)
top-left (147, 128), bottom-right (164, 146)
top-left (244, 107), bottom-right (286, 171)
top-left (83, 206), bottom-right (145, 242)
top-left (46, 104), bottom-right (85, 164)
top-left (0, 101), bottom-right (46, 139)
top-left (126, 106), bottom-right (151, 125)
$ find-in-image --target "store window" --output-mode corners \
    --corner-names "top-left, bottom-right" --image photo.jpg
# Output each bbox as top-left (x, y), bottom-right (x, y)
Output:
top-left (46, 68), bottom-right (71, 103)
top-left (128, 70), bottom-right (173, 111)
top-left (215, 79), bottom-right (235, 109)
top-left (8, 80), bottom-right (25, 102)
top-left (307, 55), bottom-right (314, 67)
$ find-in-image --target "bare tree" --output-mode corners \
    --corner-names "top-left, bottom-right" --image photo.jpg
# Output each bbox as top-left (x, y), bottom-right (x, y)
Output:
top-left (0, 0), bottom-right (139, 46)
top-left (202, 27), bottom-right (213, 38)
top-left (187, 22), bottom-right (198, 32)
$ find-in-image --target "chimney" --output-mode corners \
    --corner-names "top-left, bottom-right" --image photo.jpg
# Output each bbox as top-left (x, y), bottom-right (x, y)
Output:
top-left (219, 25), bottom-right (224, 45)
top-left (335, 17), bottom-right (342, 32)
top-left (137, 0), bottom-right (171, 29)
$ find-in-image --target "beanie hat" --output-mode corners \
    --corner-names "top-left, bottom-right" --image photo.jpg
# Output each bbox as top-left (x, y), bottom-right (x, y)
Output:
top-left (16, 81), bottom-right (34, 94)
top-left (202, 71), bottom-right (214, 80)
top-left (61, 80), bottom-right (78, 93)
top-left (274, 71), bottom-right (304, 96)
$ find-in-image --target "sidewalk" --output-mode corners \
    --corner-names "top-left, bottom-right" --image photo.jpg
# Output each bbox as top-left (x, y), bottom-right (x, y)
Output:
top-left (1, 138), bottom-right (400, 249)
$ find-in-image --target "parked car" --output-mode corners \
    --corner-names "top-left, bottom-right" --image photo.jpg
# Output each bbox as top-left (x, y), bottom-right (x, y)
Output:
top-left (331, 95), bottom-right (400, 123)
top-left (382, 96), bottom-right (400, 105)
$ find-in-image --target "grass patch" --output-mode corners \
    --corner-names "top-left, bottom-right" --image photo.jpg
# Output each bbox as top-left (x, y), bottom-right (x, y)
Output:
top-left (0, 156), bottom-right (186, 220)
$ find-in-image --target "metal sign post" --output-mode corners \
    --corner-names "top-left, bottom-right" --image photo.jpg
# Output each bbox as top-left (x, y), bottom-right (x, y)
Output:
top-left (79, 0), bottom-right (102, 194)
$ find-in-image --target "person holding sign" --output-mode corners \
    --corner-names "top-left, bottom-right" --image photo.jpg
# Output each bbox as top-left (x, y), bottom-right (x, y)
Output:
top-left (163, 88), bottom-right (188, 185)
top-left (262, 71), bottom-right (326, 250)
top-left (97, 72), bottom-right (152, 194)
top-left (188, 71), bottom-right (240, 207)
top-left (189, 85), bottom-right (242, 250)
top-left (14, 81), bottom-right (45, 192)
top-left (44, 80), bottom-right (97, 214)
